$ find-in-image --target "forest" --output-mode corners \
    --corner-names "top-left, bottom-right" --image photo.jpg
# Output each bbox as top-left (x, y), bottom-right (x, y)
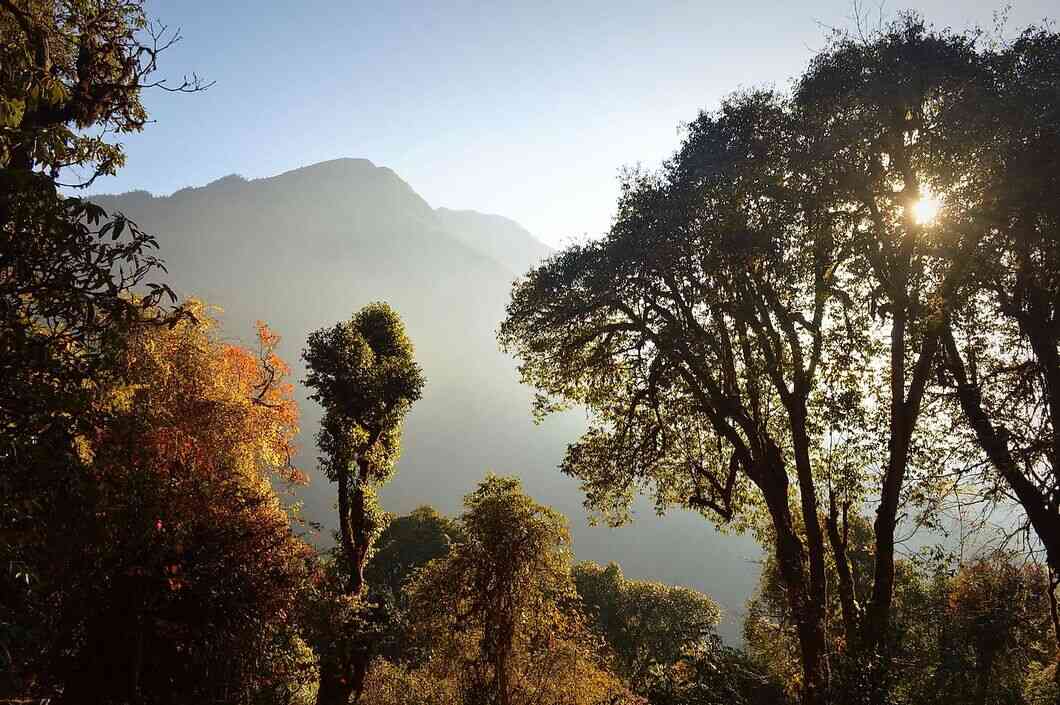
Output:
top-left (2, 2), bottom-right (1060, 704)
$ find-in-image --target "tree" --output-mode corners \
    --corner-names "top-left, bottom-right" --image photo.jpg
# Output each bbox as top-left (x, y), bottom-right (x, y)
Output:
top-left (3, 301), bottom-right (315, 703)
top-left (500, 16), bottom-right (1005, 703)
top-left (572, 561), bottom-right (720, 692)
top-left (945, 557), bottom-right (1054, 705)
top-left (933, 27), bottom-right (1060, 577)
top-left (365, 506), bottom-right (461, 604)
top-left (572, 561), bottom-right (781, 705)
top-left (363, 506), bottom-right (462, 664)
top-left (1, 2), bottom-right (204, 683)
top-left (743, 515), bottom-right (929, 702)
top-left (746, 543), bottom-right (1057, 705)
top-left (302, 303), bottom-right (425, 705)
top-left (0, 0), bottom-right (207, 181)
top-left (643, 646), bottom-right (788, 705)
top-left (404, 475), bottom-right (634, 705)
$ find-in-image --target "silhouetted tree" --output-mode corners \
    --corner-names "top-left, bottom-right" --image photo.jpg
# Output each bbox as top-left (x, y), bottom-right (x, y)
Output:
top-left (933, 27), bottom-right (1060, 577)
top-left (499, 15), bottom-right (1027, 703)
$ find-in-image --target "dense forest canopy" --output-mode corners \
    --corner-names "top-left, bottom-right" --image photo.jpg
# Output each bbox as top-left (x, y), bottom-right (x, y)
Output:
top-left (1, 2), bottom-right (1059, 705)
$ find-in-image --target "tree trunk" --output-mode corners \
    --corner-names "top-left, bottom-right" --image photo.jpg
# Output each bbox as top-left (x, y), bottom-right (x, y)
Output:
top-left (316, 460), bottom-right (375, 704)
top-left (757, 441), bottom-right (830, 704)
top-left (974, 652), bottom-right (994, 705)
top-left (826, 494), bottom-right (860, 648)
top-left (866, 306), bottom-right (939, 656)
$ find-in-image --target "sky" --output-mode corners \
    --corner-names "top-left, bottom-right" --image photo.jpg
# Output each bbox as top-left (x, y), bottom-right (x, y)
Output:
top-left (86, 0), bottom-right (1057, 248)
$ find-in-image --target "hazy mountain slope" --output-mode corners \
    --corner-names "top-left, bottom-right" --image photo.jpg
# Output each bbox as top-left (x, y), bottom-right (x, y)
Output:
top-left (434, 207), bottom-right (553, 275)
top-left (90, 158), bottom-right (761, 639)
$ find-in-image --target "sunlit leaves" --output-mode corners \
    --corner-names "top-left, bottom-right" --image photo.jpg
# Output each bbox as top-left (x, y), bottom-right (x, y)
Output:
top-left (404, 476), bottom-right (634, 705)
top-left (303, 302), bottom-right (425, 483)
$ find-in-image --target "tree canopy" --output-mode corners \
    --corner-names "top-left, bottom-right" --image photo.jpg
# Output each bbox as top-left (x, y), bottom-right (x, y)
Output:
top-left (500, 15), bottom-right (1060, 703)
top-left (404, 475), bottom-right (634, 705)
top-left (572, 561), bottom-right (720, 692)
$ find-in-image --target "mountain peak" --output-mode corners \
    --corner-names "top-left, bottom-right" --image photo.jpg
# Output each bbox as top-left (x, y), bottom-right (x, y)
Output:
top-left (274, 157), bottom-right (378, 177)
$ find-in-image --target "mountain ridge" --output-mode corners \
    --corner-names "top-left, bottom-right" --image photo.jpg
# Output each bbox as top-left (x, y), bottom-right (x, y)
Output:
top-left (92, 158), bottom-right (552, 277)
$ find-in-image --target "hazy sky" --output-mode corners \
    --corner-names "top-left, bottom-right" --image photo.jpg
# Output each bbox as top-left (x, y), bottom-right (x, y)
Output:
top-left (88, 0), bottom-right (1056, 248)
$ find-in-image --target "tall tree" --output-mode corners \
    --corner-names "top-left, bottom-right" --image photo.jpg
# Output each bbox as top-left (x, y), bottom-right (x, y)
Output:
top-left (500, 16), bottom-right (1000, 703)
top-left (934, 27), bottom-right (1060, 575)
top-left (3, 302), bottom-right (314, 703)
top-left (0, 1), bottom-right (205, 695)
top-left (302, 303), bottom-right (425, 705)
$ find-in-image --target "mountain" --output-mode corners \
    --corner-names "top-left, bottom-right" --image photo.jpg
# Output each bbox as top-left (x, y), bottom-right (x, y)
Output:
top-left (90, 158), bottom-right (761, 639)
top-left (433, 207), bottom-right (553, 275)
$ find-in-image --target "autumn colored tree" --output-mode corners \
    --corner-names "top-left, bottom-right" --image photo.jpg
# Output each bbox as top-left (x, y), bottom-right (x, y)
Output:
top-left (404, 475), bottom-right (636, 705)
top-left (359, 658), bottom-right (461, 705)
top-left (945, 557), bottom-right (1054, 704)
top-left (302, 303), bottom-right (425, 705)
top-left (3, 301), bottom-right (315, 703)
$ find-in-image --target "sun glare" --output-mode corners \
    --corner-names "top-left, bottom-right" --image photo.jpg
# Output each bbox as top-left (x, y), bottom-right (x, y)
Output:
top-left (911, 191), bottom-right (941, 225)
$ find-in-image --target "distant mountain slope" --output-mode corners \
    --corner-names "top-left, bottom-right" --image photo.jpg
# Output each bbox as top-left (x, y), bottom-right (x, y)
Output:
top-left (434, 207), bottom-right (553, 275)
top-left (90, 158), bottom-right (760, 640)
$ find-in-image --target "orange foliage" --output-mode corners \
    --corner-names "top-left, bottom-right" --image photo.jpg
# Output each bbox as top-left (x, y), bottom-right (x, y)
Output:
top-left (54, 301), bottom-right (315, 701)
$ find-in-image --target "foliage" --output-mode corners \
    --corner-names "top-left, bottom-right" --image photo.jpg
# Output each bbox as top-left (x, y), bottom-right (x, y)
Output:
top-left (935, 25), bottom-right (1060, 576)
top-left (302, 302), bottom-right (425, 704)
top-left (0, 0), bottom-right (207, 180)
top-left (359, 657), bottom-right (461, 705)
top-left (403, 475), bottom-right (635, 705)
top-left (364, 506), bottom-right (462, 664)
top-left (1, 4), bottom-right (205, 696)
top-left (366, 506), bottom-right (461, 603)
top-left (746, 545), bottom-right (1058, 705)
top-left (303, 303), bottom-right (425, 488)
top-left (498, 15), bottom-right (1060, 702)
top-left (572, 561), bottom-right (720, 691)
top-left (642, 646), bottom-right (789, 705)
top-left (942, 557), bottom-right (1055, 703)
top-left (3, 302), bottom-right (314, 703)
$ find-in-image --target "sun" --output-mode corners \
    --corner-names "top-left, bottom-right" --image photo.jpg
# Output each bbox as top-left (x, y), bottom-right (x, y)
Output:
top-left (911, 191), bottom-right (942, 225)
